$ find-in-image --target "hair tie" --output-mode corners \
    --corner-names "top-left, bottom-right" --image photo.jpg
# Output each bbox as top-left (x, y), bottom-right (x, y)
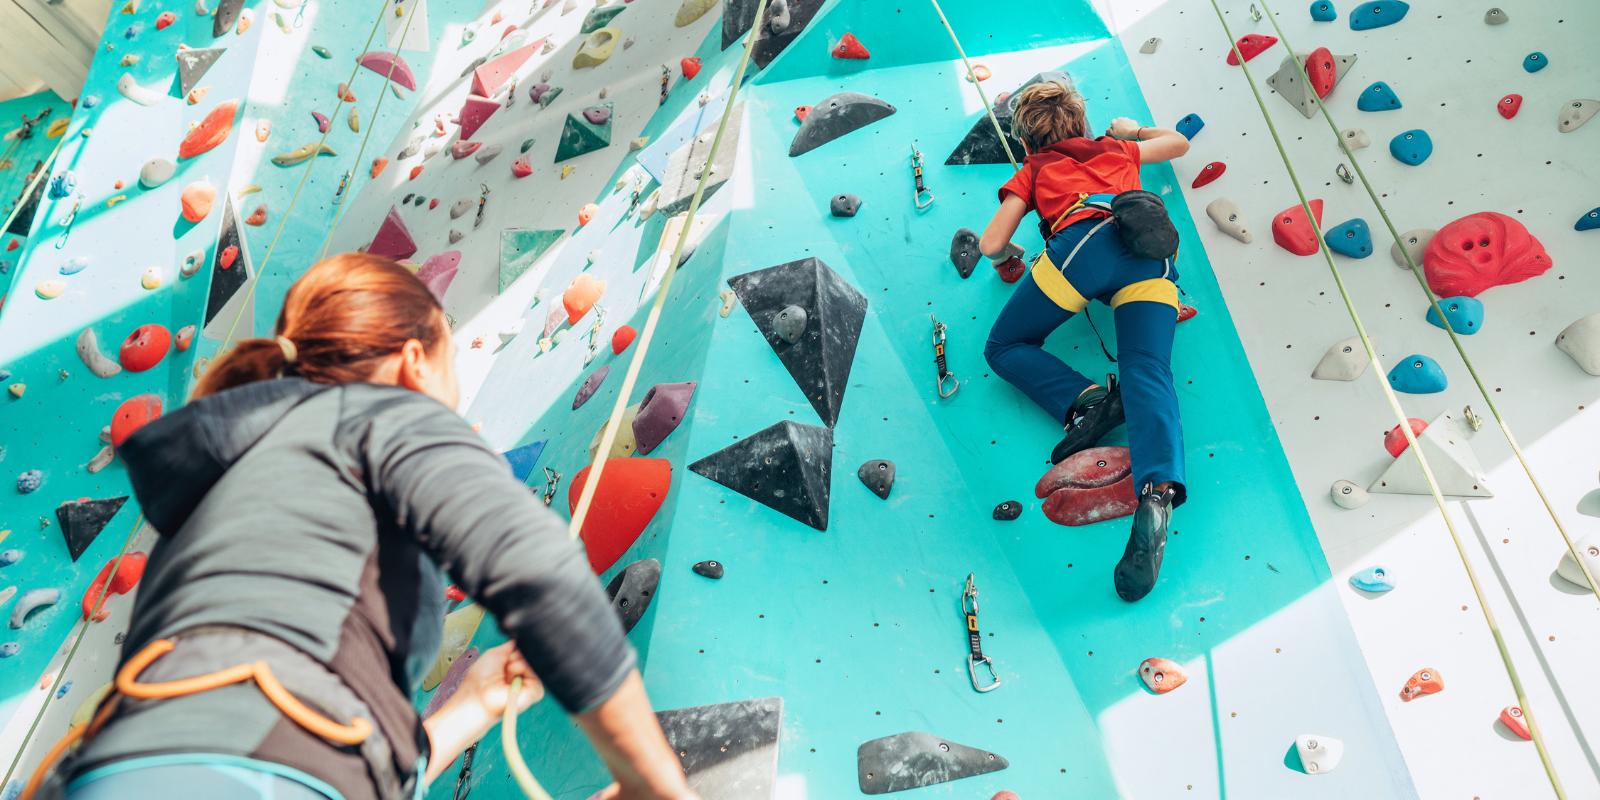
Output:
top-left (275, 335), bottom-right (298, 365)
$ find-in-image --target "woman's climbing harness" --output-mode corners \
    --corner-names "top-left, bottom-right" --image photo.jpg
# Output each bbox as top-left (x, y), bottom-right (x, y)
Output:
top-left (931, 316), bottom-right (959, 398)
top-left (962, 574), bottom-right (1001, 693)
top-left (910, 143), bottom-right (934, 209)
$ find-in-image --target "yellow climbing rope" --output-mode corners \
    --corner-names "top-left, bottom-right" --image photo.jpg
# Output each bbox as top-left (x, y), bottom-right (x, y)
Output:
top-left (926, 0), bottom-right (1019, 172)
top-left (567, 0), bottom-right (775, 542)
top-left (0, 138), bottom-right (65, 247)
top-left (1207, 3), bottom-right (1567, 795)
top-left (1253, 0), bottom-right (1600, 608)
top-left (500, 676), bottom-right (554, 800)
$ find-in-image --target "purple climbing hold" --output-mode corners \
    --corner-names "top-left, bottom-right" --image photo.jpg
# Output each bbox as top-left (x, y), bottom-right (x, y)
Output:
top-left (16, 470), bottom-right (41, 494)
top-left (529, 83), bottom-right (552, 103)
top-left (420, 646), bottom-right (479, 719)
top-left (415, 251), bottom-right (461, 301)
top-left (583, 107), bottom-right (612, 125)
top-left (574, 366), bottom-right (611, 410)
top-left (632, 381), bottom-right (696, 454)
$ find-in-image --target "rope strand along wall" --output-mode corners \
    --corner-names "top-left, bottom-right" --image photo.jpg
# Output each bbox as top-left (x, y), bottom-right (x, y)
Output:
top-left (927, 0), bottom-right (1019, 171)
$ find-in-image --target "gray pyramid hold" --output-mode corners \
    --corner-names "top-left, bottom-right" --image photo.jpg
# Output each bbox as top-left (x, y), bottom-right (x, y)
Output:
top-left (1265, 50), bottom-right (1357, 119)
top-left (656, 697), bottom-right (782, 799)
top-left (728, 257), bottom-right (867, 427)
top-left (790, 92), bottom-right (896, 157)
top-left (177, 48), bottom-right (226, 98)
top-left (659, 103), bottom-right (744, 217)
top-left (945, 71), bottom-right (1073, 166)
top-left (857, 732), bottom-right (1010, 795)
top-left (213, 0), bottom-right (245, 38)
top-left (689, 421), bottom-right (833, 531)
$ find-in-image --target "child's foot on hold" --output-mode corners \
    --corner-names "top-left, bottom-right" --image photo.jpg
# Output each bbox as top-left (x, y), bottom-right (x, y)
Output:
top-left (1050, 376), bottom-right (1123, 464)
top-left (1115, 482), bottom-right (1176, 602)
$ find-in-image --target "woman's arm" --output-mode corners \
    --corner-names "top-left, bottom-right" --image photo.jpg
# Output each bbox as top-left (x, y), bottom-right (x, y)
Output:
top-left (980, 194), bottom-right (1031, 261)
top-left (1105, 117), bottom-right (1190, 164)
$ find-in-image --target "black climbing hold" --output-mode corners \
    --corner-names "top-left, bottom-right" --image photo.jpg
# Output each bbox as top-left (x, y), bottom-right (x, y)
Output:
top-left (857, 459), bottom-right (894, 500)
top-left (692, 560), bottom-right (724, 579)
top-left (857, 732), bottom-right (1009, 795)
top-left (402, 193), bottom-right (415, 204)
top-left (790, 92), bottom-right (897, 157)
top-left (728, 257), bottom-right (867, 427)
top-left (946, 71), bottom-right (1073, 166)
top-left (203, 196), bottom-right (251, 337)
top-left (773, 305), bottom-right (807, 344)
top-left (114, 632), bottom-right (125, 645)
top-left (213, 0), bottom-right (244, 38)
top-left (830, 193), bottom-right (861, 217)
top-left (656, 697), bottom-right (783, 798)
top-left (723, 0), bottom-right (816, 69)
top-left (721, 0), bottom-right (763, 49)
top-left (606, 558), bottom-right (660, 634)
top-left (950, 228), bottom-right (981, 279)
top-left (56, 496), bottom-right (129, 562)
top-left (993, 501), bottom-right (1022, 521)
top-left (689, 421), bottom-right (833, 531)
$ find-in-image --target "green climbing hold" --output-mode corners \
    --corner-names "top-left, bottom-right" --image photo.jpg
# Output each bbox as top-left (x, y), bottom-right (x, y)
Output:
top-left (312, 45), bottom-right (330, 58)
top-left (520, 138), bottom-right (536, 153)
top-left (499, 228), bottom-right (564, 292)
top-left (555, 103), bottom-right (614, 162)
top-left (580, 4), bottom-right (625, 33)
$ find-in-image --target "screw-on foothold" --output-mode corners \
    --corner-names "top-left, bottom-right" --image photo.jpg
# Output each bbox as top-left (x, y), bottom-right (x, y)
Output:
top-left (857, 460), bottom-right (895, 500)
top-left (692, 560), bottom-right (724, 579)
top-left (992, 501), bottom-right (1022, 521)
top-left (773, 305), bottom-right (807, 344)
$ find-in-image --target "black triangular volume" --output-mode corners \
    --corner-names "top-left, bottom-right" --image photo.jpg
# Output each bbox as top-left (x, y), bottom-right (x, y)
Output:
top-left (656, 697), bottom-right (783, 798)
top-left (205, 195), bottom-right (249, 328)
top-left (213, 0), bottom-right (245, 38)
top-left (177, 48), bottom-right (226, 98)
top-left (945, 70), bottom-right (1075, 166)
top-left (57, 496), bottom-right (129, 562)
top-left (689, 421), bottom-right (832, 531)
top-left (857, 732), bottom-right (1009, 795)
top-left (721, 0), bottom-right (761, 50)
top-left (745, 0), bottom-right (821, 69)
top-left (728, 257), bottom-right (867, 427)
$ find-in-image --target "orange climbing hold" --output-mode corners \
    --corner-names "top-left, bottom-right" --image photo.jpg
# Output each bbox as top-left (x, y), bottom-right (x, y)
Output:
top-left (1500, 706), bottom-right (1531, 740)
top-left (81, 552), bottom-right (147, 621)
top-left (180, 178), bottom-right (217, 223)
top-left (220, 245), bottom-right (238, 269)
top-left (337, 83), bottom-right (357, 102)
top-left (681, 57), bottom-right (701, 79)
top-left (371, 157), bottom-right (388, 177)
top-left (1304, 47), bottom-right (1336, 99)
top-left (245, 204), bottom-right (267, 226)
top-left (1383, 418), bottom-right (1427, 457)
top-left (578, 203), bottom-right (599, 226)
top-left (177, 99), bottom-right (238, 159)
top-left (564, 274), bottom-right (607, 324)
top-left (832, 32), bottom-right (869, 59)
top-left (612, 325), bottom-right (636, 353)
top-left (1138, 657), bottom-right (1188, 694)
top-left (409, 165), bottom-right (424, 180)
top-left (1400, 667), bottom-right (1443, 701)
top-left (1272, 199), bottom-right (1323, 256)
top-left (569, 458), bottom-right (673, 575)
top-left (110, 394), bottom-right (162, 448)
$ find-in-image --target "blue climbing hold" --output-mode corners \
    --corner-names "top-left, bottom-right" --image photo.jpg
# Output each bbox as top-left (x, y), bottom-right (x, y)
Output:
top-left (1426, 296), bottom-right (1484, 335)
top-left (0, 643), bottom-right (15, 659)
top-left (1522, 52), bottom-right (1547, 73)
top-left (0, 370), bottom-right (10, 382)
top-left (0, 550), bottom-right (19, 567)
top-left (1577, 207), bottom-right (1600, 232)
top-left (1389, 129), bottom-right (1432, 165)
top-left (122, 24), bottom-right (138, 39)
top-left (502, 439), bottom-right (549, 484)
top-left (1387, 355), bottom-right (1447, 394)
top-left (1175, 114), bottom-right (1204, 140)
top-left (1323, 219), bottom-right (1373, 258)
top-left (1357, 81), bottom-right (1402, 111)
top-left (59, 257), bottom-right (89, 275)
top-left (16, 470), bottom-right (41, 494)
top-left (0, 779), bottom-right (18, 800)
top-left (1310, 1), bottom-right (1336, 21)
top-left (55, 680), bottom-right (71, 699)
top-left (47, 171), bottom-right (76, 199)
top-left (1349, 0), bottom-right (1407, 30)
top-left (1349, 565), bottom-right (1396, 593)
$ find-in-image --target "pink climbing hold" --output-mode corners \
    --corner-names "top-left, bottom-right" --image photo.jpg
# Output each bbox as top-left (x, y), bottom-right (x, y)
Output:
top-left (471, 41), bottom-right (544, 98)
top-left (1272, 199), bottom-right (1323, 256)
top-left (120, 324), bottom-right (171, 372)
top-left (1139, 657), bottom-right (1188, 694)
top-left (1304, 47), bottom-right (1336, 98)
top-left (367, 206), bottom-right (419, 260)
top-left (492, 9), bottom-right (504, 23)
top-left (578, 203), bottom-right (599, 226)
top-left (511, 155), bottom-right (533, 177)
top-left (110, 394), bottom-right (162, 448)
top-left (1422, 212), bottom-right (1550, 298)
top-left (583, 108), bottom-right (611, 125)
top-left (1384, 418), bottom-right (1427, 457)
top-left (175, 325), bottom-right (195, 351)
top-left (543, 304), bottom-right (566, 338)
top-left (632, 381), bottom-right (696, 455)
top-left (564, 274), bottom-right (606, 324)
top-left (311, 111), bottom-right (330, 133)
top-left (1498, 93), bottom-right (1522, 119)
top-left (832, 32), bottom-right (869, 59)
top-left (451, 141), bottom-right (483, 159)
top-left (421, 646), bottom-right (479, 719)
top-left (356, 51), bottom-right (416, 90)
top-left (991, 794), bottom-right (1020, 800)
top-left (1500, 706), bottom-right (1531, 740)
top-left (612, 325), bottom-right (636, 353)
top-left (416, 251), bottom-right (461, 301)
top-left (1225, 33), bottom-right (1277, 65)
top-left (500, 24), bottom-right (516, 39)
top-left (81, 552), bottom-right (147, 621)
top-left (681, 57), bottom-right (701, 79)
top-left (457, 94), bottom-right (500, 141)
top-left (1035, 446), bottom-right (1138, 527)
top-left (1191, 161), bottom-right (1225, 188)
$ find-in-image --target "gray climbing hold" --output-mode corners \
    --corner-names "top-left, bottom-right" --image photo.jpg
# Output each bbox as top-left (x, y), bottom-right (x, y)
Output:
top-left (657, 104), bottom-right (744, 217)
top-left (1369, 411), bottom-right (1492, 498)
top-left (1555, 313), bottom-right (1600, 375)
top-left (857, 732), bottom-right (1009, 794)
top-left (1139, 37), bottom-right (1161, 54)
top-left (1340, 127), bottom-right (1370, 150)
top-left (993, 501), bottom-right (1022, 520)
top-left (1484, 7), bottom-right (1506, 24)
top-left (1330, 479), bottom-right (1370, 509)
top-left (606, 558), bottom-right (660, 634)
top-left (790, 92), bottom-right (896, 157)
top-left (423, 139), bottom-right (444, 160)
top-left (857, 460), bottom-right (894, 499)
top-left (1555, 533), bottom-right (1599, 589)
top-left (1311, 335), bottom-right (1377, 381)
top-left (688, 421), bottom-right (834, 531)
top-left (1266, 50), bottom-right (1356, 119)
top-left (139, 157), bottom-right (176, 189)
top-left (450, 198), bottom-right (473, 219)
top-left (398, 138), bottom-right (422, 159)
top-left (773, 305), bottom-right (807, 344)
top-left (633, 381), bottom-right (696, 455)
top-left (0, 643), bottom-right (17, 657)
top-left (692, 560), bottom-right (724, 579)
top-left (182, 249), bottom-right (205, 278)
top-left (176, 47), bottom-right (224, 98)
top-left (460, 55), bottom-right (488, 78)
top-left (1389, 228), bottom-right (1434, 268)
top-left (1205, 198), bottom-right (1252, 243)
top-left (655, 698), bottom-right (783, 799)
top-left (76, 328), bottom-right (123, 378)
top-left (950, 228), bottom-right (981, 278)
top-left (10, 589), bottom-right (60, 629)
top-left (449, 230), bottom-right (465, 244)
top-left (474, 143), bottom-right (503, 164)
top-left (0, 550), bottom-right (19, 567)
top-left (1558, 100), bottom-right (1598, 133)
top-left (87, 445), bottom-right (115, 474)
top-left (573, 366), bottom-right (610, 409)
top-left (830, 193), bottom-right (861, 217)
top-left (768, 0), bottom-right (789, 33)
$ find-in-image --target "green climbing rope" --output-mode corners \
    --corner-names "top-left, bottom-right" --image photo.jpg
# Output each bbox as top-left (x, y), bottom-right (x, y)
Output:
top-left (567, 0), bottom-right (775, 542)
top-left (1207, 3), bottom-right (1567, 796)
top-left (1253, 0), bottom-right (1600, 609)
top-left (926, 0), bottom-right (1019, 172)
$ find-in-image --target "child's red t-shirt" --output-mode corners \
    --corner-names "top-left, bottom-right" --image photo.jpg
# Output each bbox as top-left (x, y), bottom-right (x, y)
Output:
top-left (999, 136), bottom-right (1142, 233)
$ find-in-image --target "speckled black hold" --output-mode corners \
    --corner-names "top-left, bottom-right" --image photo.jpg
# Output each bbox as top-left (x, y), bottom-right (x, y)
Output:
top-left (857, 731), bottom-right (1009, 794)
top-left (606, 558), bottom-right (661, 634)
top-left (57, 496), bottom-right (128, 562)
top-left (857, 460), bottom-right (894, 500)
top-left (402, 193), bottom-right (415, 205)
top-left (830, 193), bottom-right (861, 217)
top-left (692, 560), bottom-right (724, 579)
top-left (773, 305), bottom-right (807, 344)
top-left (950, 228), bottom-right (980, 279)
top-left (992, 501), bottom-right (1022, 521)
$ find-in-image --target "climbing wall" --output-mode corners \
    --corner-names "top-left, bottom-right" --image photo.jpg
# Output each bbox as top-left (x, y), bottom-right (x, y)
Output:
top-left (1, 90), bottom-right (72, 292)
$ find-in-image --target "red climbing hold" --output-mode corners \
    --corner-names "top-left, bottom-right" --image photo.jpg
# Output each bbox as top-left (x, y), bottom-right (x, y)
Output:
top-left (991, 793), bottom-right (1021, 800)
top-left (1422, 212), bottom-right (1550, 298)
top-left (1500, 706), bottom-right (1531, 740)
top-left (110, 394), bottom-right (162, 448)
top-left (1272, 199), bottom-right (1323, 256)
top-left (178, 99), bottom-right (238, 159)
top-left (832, 33), bottom-right (869, 60)
top-left (220, 245), bottom-right (238, 269)
top-left (1177, 303), bottom-right (1197, 323)
top-left (444, 584), bottom-right (466, 602)
top-left (511, 155), bottom-right (533, 177)
top-left (795, 106), bottom-right (811, 122)
top-left (612, 325), bottom-right (637, 353)
top-left (1035, 446), bottom-right (1137, 527)
top-left (245, 204), bottom-right (266, 226)
top-left (155, 10), bottom-right (176, 29)
top-left (1225, 33), bottom-right (1277, 65)
top-left (1384, 418), bottom-right (1427, 457)
top-left (681, 57), bottom-right (701, 79)
top-left (451, 141), bottom-right (483, 160)
top-left (371, 157), bottom-right (388, 177)
top-left (1304, 47), bottom-right (1336, 99)
top-left (1400, 667), bottom-right (1444, 702)
top-left (1191, 161), bottom-right (1225, 188)
top-left (119, 324), bottom-right (171, 372)
top-left (993, 255), bottom-right (1025, 283)
top-left (428, 198), bottom-right (439, 210)
top-left (1498, 93), bottom-right (1522, 119)
top-left (569, 459), bottom-right (673, 574)
top-left (368, 206), bottom-right (419, 260)
top-left (5, 239), bottom-right (17, 251)
top-left (578, 203), bottom-right (599, 226)
top-left (81, 552), bottom-right (147, 621)
top-left (457, 94), bottom-right (500, 141)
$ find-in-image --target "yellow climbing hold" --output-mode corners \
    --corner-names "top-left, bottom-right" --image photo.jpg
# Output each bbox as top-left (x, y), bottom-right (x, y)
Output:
top-left (629, 136), bottom-right (649, 151)
top-left (561, 164), bottom-right (575, 178)
top-left (80, 127), bottom-right (92, 138)
top-left (422, 603), bottom-right (486, 691)
top-left (46, 119), bottom-right (69, 138)
top-left (141, 267), bottom-right (162, 290)
top-left (348, 107), bottom-right (360, 132)
top-left (675, 0), bottom-right (716, 26)
top-left (237, 185), bottom-right (263, 197)
top-left (35, 281), bottom-right (65, 299)
top-left (271, 142), bottom-right (338, 166)
top-left (70, 683), bottom-right (114, 727)
top-left (119, 0), bottom-right (138, 13)
top-left (256, 119), bottom-right (271, 143)
top-left (573, 27), bottom-right (620, 68)
top-left (8, 385), bottom-right (24, 398)
top-left (106, 195), bottom-right (127, 208)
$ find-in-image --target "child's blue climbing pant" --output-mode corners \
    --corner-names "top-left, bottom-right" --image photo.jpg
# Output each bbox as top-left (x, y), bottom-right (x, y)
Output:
top-left (984, 216), bottom-right (1187, 503)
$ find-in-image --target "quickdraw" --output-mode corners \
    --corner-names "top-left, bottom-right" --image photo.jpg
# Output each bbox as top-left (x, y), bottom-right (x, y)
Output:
top-left (541, 467), bottom-right (562, 507)
top-left (910, 143), bottom-right (934, 209)
top-left (333, 171), bottom-right (351, 205)
top-left (584, 303), bottom-right (608, 365)
top-left (54, 192), bottom-right (82, 249)
top-left (1335, 163), bottom-right (1353, 184)
top-left (474, 183), bottom-right (490, 229)
top-left (962, 574), bottom-right (1001, 693)
top-left (452, 743), bottom-right (477, 800)
top-left (931, 315), bottom-right (959, 398)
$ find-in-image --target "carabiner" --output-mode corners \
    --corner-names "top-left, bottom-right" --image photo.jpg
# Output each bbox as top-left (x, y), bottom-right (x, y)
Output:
top-left (969, 654), bottom-right (1002, 693)
top-left (931, 316), bottom-right (960, 398)
top-left (1248, 3), bottom-right (1262, 20)
top-left (54, 193), bottom-right (82, 249)
top-left (910, 143), bottom-right (935, 210)
top-left (962, 573), bottom-right (1001, 692)
top-left (1463, 405), bottom-right (1483, 432)
top-left (542, 467), bottom-right (562, 507)
top-left (1335, 163), bottom-right (1354, 184)
top-left (332, 171), bottom-right (351, 205)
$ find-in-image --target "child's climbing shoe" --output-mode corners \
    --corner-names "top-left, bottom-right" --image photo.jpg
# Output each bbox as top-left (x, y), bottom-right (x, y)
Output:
top-left (1050, 376), bottom-right (1123, 465)
top-left (1115, 482), bottom-right (1176, 602)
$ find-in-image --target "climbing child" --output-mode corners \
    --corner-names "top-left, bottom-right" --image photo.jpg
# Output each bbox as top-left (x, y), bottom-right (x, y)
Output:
top-left (979, 81), bottom-right (1192, 603)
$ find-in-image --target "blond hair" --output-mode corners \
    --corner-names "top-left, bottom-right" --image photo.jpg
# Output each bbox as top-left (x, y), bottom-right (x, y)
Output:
top-left (1011, 81), bottom-right (1089, 153)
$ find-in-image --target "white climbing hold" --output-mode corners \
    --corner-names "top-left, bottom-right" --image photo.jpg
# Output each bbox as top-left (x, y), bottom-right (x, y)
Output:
top-left (76, 329), bottom-right (123, 379)
top-left (1330, 479), bottom-right (1369, 509)
top-left (719, 289), bottom-right (737, 317)
top-left (1339, 128), bottom-right (1370, 150)
top-left (450, 198), bottom-right (474, 219)
top-left (561, 0), bottom-right (575, 12)
top-left (1555, 313), bottom-right (1600, 376)
top-left (139, 157), bottom-right (176, 189)
top-left (1555, 533), bottom-right (1600, 589)
top-left (1558, 100), bottom-right (1598, 133)
top-left (449, 229), bottom-right (465, 244)
top-left (87, 445), bottom-right (115, 474)
top-left (623, 35), bottom-right (635, 49)
top-left (1296, 735), bottom-right (1344, 775)
top-left (10, 588), bottom-right (60, 629)
top-left (1205, 198), bottom-right (1252, 243)
top-left (639, 187), bottom-right (660, 220)
top-left (1311, 335), bottom-right (1376, 381)
top-left (117, 73), bottom-right (166, 106)
top-left (423, 139), bottom-right (445, 160)
top-left (498, 319), bottom-right (525, 345)
top-left (1266, 50), bottom-right (1356, 119)
top-left (599, 86), bottom-right (611, 99)
top-left (1484, 8), bottom-right (1506, 24)
top-left (1139, 37), bottom-right (1160, 54)
top-left (1369, 411), bottom-right (1492, 498)
top-left (181, 249), bottom-right (205, 278)
top-left (1389, 228), bottom-right (1433, 269)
